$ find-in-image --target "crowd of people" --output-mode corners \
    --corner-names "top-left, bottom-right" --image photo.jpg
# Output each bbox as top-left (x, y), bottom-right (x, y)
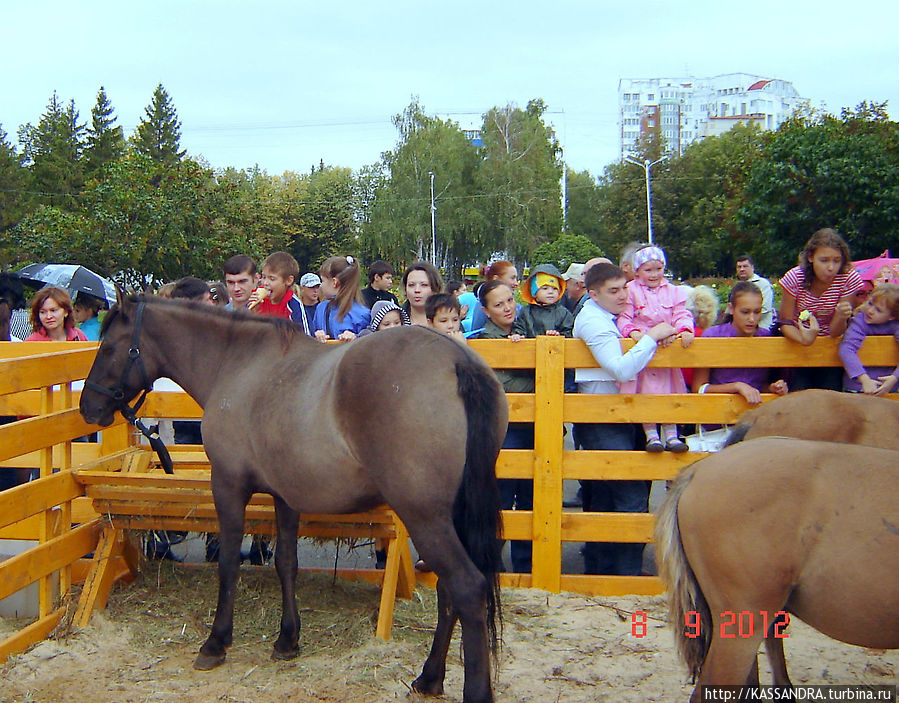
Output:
top-left (1, 227), bottom-right (897, 575)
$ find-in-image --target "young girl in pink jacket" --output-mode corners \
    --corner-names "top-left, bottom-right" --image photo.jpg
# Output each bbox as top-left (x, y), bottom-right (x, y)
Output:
top-left (617, 245), bottom-right (694, 452)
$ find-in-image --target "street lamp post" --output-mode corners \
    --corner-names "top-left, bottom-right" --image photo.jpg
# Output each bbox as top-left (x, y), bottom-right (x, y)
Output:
top-left (429, 171), bottom-right (437, 265)
top-left (625, 155), bottom-right (665, 244)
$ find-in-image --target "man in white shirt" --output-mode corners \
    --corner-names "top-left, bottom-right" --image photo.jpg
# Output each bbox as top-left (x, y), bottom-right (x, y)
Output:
top-left (573, 262), bottom-right (675, 576)
top-left (735, 255), bottom-right (775, 330)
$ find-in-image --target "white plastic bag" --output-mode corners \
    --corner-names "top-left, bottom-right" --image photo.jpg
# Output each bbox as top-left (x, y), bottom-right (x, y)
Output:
top-left (685, 426), bottom-right (731, 453)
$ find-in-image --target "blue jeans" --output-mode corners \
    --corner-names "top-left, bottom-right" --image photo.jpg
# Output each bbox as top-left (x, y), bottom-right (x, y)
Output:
top-left (575, 422), bottom-right (649, 576)
top-left (499, 423), bottom-right (533, 573)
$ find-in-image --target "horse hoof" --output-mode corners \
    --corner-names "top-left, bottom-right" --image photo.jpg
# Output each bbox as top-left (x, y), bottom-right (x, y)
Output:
top-left (193, 652), bottom-right (226, 670)
top-left (271, 646), bottom-right (299, 661)
top-left (411, 675), bottom-right (444, 696)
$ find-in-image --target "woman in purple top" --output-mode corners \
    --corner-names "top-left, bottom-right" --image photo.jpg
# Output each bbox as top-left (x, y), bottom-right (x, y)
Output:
top-left (839, 283), bottom-right (899, 394)
top-left (691, 282), bottom-right (789, 405)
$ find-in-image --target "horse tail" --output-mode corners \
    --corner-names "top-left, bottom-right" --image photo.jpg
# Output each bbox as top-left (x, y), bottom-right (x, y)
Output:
top-left (453, 357), bottom-right (505, 654)
top-left (654, 464), bottom-right (711, 682)
top-left (723, 420), bottom-right (751, 447)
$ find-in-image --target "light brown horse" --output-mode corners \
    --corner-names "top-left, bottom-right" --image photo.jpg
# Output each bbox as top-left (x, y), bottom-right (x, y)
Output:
top-left (725, 388), bottom-right (899, 449)
top-left (79, 294), bottom-right (507, 703)
top-left (656, 437), bottom-right (899, 702)
top-left (725, 389), bottom-right (899, 685)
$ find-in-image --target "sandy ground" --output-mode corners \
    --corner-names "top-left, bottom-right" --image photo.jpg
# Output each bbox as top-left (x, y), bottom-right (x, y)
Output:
top-left (1, 563), bottom-right (896, 703)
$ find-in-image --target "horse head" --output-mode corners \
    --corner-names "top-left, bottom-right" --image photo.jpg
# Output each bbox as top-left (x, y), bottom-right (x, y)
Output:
top-left (80, 290), bottom-right (160, 426)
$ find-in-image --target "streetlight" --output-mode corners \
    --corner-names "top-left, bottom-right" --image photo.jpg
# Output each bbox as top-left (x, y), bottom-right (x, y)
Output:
top-left (428, 171), bottom-right (437, 265)
top-left (625, 155), bottom-right (666, 244)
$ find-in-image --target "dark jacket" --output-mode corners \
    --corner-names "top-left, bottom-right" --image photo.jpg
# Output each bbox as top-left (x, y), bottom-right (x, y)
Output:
top-left (477, 319), bottom-right (535, 393)
top-left (361, 286), bottom-right (398, 309)
top-left (512, 300), bottom-right (574, 338)
top-left (514, 263), bottom-right (574, 338)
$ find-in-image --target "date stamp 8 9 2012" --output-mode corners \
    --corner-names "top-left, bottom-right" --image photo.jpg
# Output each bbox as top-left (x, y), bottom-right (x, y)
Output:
top-left (630, 610), bottom-right (790, 639)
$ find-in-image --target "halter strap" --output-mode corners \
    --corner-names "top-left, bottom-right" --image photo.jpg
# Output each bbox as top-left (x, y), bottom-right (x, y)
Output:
top-left (85, 302), bottom-right (173, 474)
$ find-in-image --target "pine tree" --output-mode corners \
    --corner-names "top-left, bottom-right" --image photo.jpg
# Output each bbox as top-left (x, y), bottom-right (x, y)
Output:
top-left (17, 92), bottom-right (86, 208)
top-left (84, 86), bottom-right (125, 179)
top-left (133, 84), bottom-right (186, 165)
top-left (0, 124), bottom-right (29, 231)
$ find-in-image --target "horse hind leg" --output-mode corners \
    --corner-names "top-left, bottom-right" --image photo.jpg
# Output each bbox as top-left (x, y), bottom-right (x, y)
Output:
top-left (406, 519), bottom-right (494, 703)
top-left (692, 634), bottom-right (765, 703)
top-left (765, 623), bottom-right (792, 687)
top-left (270, 495), bottom-right (301, 661)
top-left (194, 486), bottom-right (250, 670)
top-left (411, 577), bottom-right (457, 696)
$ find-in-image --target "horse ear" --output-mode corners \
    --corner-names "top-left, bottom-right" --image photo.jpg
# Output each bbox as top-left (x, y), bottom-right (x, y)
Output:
top-left (115, 285), bottom-right (132, 315)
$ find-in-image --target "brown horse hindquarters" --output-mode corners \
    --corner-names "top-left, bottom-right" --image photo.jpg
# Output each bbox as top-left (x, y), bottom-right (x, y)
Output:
top-left (675, 438), bottom-right (899, 692)
top-left (334, 328), bottom-right (498, 520)
top-left (729, 389), bottom-right (899, 449)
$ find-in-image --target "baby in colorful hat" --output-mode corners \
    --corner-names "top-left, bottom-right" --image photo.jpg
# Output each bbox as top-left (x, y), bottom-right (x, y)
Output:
top-left (511, 263), bottom-right (574, 340)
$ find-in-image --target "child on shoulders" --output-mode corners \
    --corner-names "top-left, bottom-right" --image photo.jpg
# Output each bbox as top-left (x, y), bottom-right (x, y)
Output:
top-left (839, 283), bottom-right (899, 394)
top-left (616, 245), bottom-right (694, 452)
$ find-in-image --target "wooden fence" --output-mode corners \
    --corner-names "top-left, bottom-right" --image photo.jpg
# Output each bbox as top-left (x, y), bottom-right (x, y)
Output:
top-left (1, 334), bottom-right (896, 660)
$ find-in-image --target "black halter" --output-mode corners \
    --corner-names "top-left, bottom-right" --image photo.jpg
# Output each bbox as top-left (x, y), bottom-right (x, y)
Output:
top-left (84, 302), bottom-right (174, 474)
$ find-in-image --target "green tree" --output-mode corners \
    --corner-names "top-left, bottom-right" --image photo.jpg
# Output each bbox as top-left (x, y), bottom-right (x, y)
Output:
top-left (738, 101), bottom-right (899, 272)
top-left (8, 154), bottom-right (235, 288)
top-left (530, 232), bottom-right (603, 269)
top-left (215, 166), bottom-right (290, 264)
top-left (17, 92), bottom-right (85, 210)
top-left (565, 168), bottom-right (604, 243)
top-left (84, 86), bottom-right (125, 179)
top-left (0, 125), bottom-right (29, 237)
top-left (476, 99), bottom-right (563, 263)
top-left (2, 205), bottom-right (92, 266)
top-left (283, 164), bottom-right (356, 274)
top-left (362, 99), bottom-right (483, 276)
top-left (655, 123), bottom-right (762, 277)
top-left (593, 160), bottom-right (654, 261)
top-left (133, 84), bottom-right (186, 165)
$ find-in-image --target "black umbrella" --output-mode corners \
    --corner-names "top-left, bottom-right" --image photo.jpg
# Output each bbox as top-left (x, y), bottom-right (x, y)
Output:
top-left (15, 263), bottom-right (117, 307)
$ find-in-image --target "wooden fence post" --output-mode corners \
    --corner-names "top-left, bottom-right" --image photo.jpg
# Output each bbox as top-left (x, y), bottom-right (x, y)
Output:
top-left (530, 335), bottom-right (565, 592)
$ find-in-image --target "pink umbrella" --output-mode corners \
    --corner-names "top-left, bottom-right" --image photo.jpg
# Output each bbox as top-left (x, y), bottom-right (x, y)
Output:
top-left (852, 251), bottom-right (899, 284)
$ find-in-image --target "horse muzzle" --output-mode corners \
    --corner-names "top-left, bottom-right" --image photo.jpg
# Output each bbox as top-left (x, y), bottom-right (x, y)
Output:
top-left (79, 399), bottom-right (115, 427)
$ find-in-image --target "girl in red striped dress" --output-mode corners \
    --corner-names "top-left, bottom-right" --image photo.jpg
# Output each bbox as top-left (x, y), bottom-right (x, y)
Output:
top-left (778, 228), bottom-right (864, 390)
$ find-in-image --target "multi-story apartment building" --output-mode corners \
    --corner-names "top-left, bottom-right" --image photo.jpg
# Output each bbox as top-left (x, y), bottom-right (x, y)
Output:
top-left (618, 73), bottom-right (808, 159)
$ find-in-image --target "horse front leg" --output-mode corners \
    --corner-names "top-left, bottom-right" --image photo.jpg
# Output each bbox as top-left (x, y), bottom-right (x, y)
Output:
top-left (412, 577), bottom-right (457, 696)
top-left (194, 489), bottom-right (248, 670)
top-left (271, 495), bottom-right (301, 661)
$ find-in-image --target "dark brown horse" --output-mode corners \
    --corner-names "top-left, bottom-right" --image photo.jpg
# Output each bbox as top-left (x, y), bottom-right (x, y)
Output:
top-left (80, 294), bottom-right (507, 703)
top-left (725, 389), bottom-right (899, 685)
top-left (655, 437), bottom-right (899, 702)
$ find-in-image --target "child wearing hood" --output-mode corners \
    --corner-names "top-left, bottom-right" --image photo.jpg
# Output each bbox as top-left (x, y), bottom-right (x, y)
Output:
top-left (511, 263), bottom-right (574, 339)
top-left (356, 299), bottom-right (410, 337)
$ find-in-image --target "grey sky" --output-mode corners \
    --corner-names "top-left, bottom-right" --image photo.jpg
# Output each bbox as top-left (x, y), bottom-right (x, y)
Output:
top-left (3, 0), bottom-right (897, 176)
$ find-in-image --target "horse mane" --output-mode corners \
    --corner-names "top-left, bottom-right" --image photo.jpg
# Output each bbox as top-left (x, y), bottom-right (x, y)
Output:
top-left (101, 294), bottom-right (302, 350)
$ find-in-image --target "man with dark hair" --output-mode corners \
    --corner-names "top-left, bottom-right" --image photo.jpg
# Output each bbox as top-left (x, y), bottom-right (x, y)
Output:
top-left (361, 260), bottom-right (398, 308)
top-left (574, 263), bottom-right (675, 576)
top-left (735, 255), bottom-right (774, 330)
top-left (223, 254), bottom-right (258, 310)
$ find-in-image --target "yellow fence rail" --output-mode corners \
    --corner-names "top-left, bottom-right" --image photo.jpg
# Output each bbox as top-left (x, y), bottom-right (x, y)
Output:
top-left (0, 335), bottom-right (895, 659)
